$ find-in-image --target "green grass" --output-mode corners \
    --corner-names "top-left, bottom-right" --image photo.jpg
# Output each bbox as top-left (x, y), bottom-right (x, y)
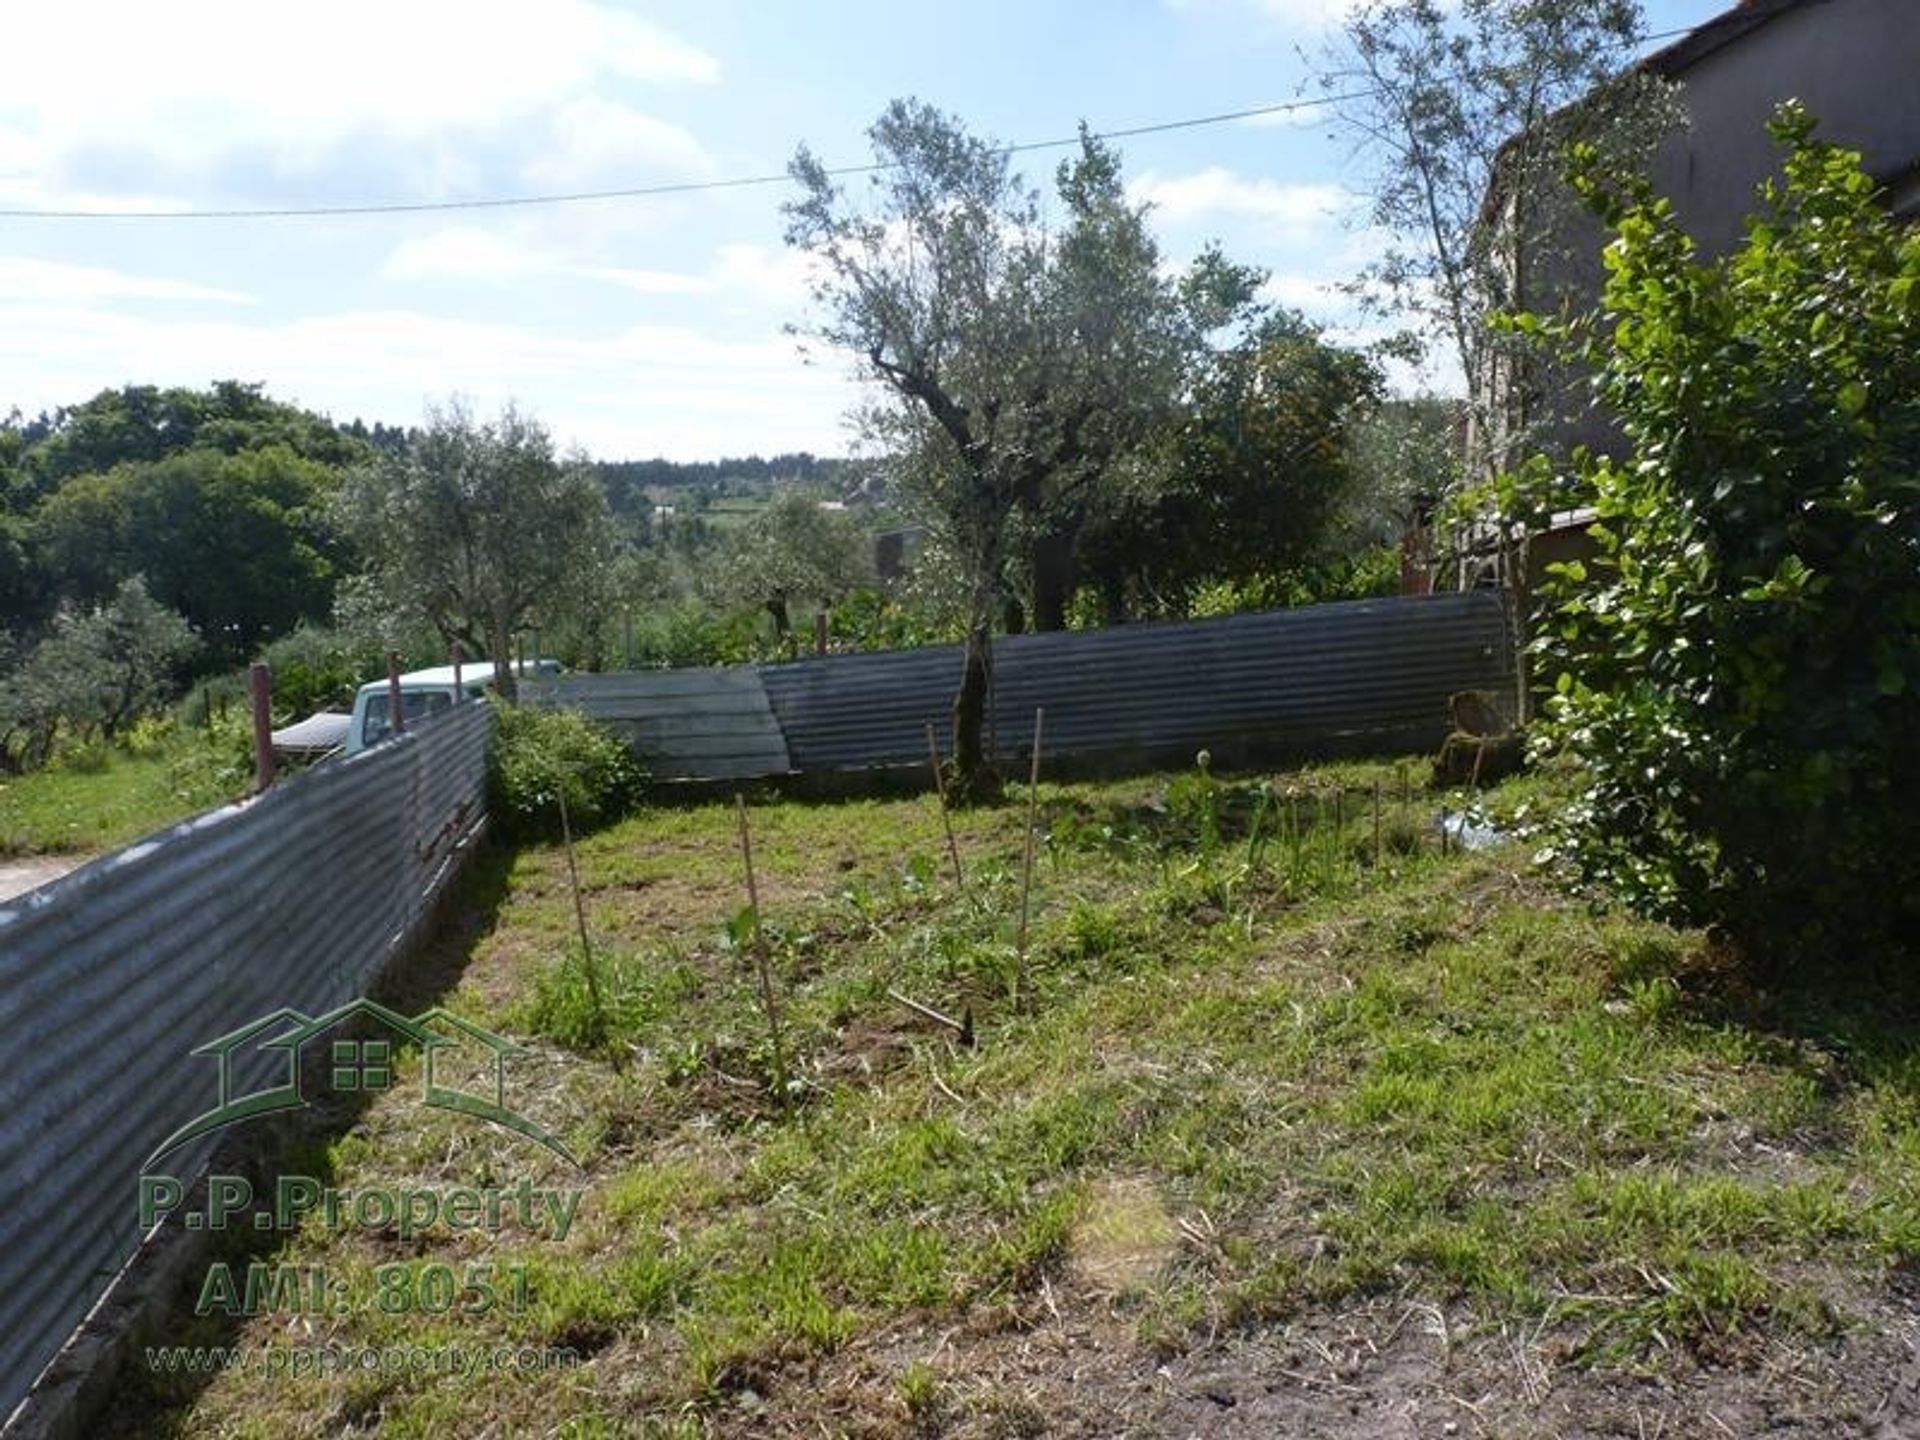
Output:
top-left (114, 758), bottom-right (1920, 1435)
top-left (0, 722), bottom-right (250, 856)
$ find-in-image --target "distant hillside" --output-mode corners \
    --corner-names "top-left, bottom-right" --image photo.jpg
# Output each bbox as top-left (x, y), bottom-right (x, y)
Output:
top-left (590, 452), bottom-right (853, 522)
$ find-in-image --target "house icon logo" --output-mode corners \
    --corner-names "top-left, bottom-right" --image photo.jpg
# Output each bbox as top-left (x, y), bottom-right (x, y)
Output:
top-left (144, 998), bottom-right (580, 1170)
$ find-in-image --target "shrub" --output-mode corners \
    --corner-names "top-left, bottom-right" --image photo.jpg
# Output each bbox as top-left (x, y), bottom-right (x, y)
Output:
top-left (1520, 104), bottom-right (1920, 966)
top-left (257, 625), bottom-right (380, 717)
top-left (0, 576), bottom-right (198, 769)
top-left (488, 704), bottom-right (646, 842)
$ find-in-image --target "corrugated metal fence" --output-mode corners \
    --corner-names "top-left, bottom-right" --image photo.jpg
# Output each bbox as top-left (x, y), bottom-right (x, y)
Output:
top-left (763, 591), bottom-right (1512, 776)
top-left (538, 592), bottom-right (1513, 783)
top-left (525, 666), bottom-right (790, 781)
top-left (0, 701), bottom-right (491, 1422)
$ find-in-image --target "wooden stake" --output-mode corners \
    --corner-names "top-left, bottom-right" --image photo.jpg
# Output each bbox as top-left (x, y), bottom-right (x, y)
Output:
top-left (735, 795), bottom-right (790, 1103)
top-left (556, 784), bottom-right (617, 1068)
top-left (926, 721), bottom-right (966, 891)
top-left (1015, 707), bottom-right (1046, 1011)
top-left (386, 650), bottom-right (405, 737)
top-left (248, 662), bottom-right (275, 794)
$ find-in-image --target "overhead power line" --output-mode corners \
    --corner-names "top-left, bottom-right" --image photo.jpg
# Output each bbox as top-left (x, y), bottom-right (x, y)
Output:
top-left (0, 22), bottom-right (1703, 223)
top-left (0, 94), bottom-right (1373, 222)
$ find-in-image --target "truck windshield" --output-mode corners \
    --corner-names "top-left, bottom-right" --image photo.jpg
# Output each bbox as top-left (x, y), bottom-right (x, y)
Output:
top-left (360, 689), bottom-right (453, 747)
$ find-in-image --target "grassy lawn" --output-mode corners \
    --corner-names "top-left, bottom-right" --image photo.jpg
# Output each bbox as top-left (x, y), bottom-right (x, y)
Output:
top-left (0, 725), bottom-right (250, 857)
top-left (113, 761), bottom-right (1920, 1437)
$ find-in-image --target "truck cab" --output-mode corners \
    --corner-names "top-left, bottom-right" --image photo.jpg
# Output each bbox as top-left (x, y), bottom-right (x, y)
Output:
top-left (342, 659), bottom-right (559, 754)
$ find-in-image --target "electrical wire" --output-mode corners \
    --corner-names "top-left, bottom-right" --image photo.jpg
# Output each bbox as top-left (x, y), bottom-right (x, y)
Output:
top-left (0, 21), bottom-right (1708, 222)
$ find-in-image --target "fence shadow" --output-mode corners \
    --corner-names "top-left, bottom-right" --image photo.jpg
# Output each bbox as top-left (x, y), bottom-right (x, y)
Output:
top-left (91, 837), bottom-right (519, 1437)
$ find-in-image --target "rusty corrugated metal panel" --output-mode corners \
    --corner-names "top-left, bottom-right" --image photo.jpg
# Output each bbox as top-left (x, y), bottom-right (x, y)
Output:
top-left (759, 592), bottom-right (1513, 775)
top-left (0, 701), bottom-right (491, 1420)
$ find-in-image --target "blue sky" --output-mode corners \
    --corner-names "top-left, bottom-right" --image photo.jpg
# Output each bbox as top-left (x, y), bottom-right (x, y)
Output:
top-left (0, 0), bottom-right (1729, 460)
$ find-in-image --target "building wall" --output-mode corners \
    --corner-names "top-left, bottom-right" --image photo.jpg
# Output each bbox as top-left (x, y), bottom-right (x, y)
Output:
top-left (1652, 0), bottom-right (1920, 256)
top-left (1528, 0), bottom-right (1920, 459)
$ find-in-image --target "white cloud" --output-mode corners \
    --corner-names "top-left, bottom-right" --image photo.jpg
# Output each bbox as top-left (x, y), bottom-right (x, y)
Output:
top-left (381, 231), bottom-right (818, 311)
top-left (523, 99), bottom-right (713, 189)
top-left (1163, 0), bottom-right (1360, 31)
top-left (1131, 168), bottom-right (1359, 234)
top-left (0, 2), bottom-right (718, 210)
top-left (2, 3), bottom-right (715, 138)
top-left (380, 228), bottom-right (538, 283)
top-left (584, 265), bottom-right (714, 296)
top-left (0, 256), bottom-right (252, 306)
top-left (0, 299), bottom-right (856, 460)
top-left (1242, 100), bottom-right (1337, 129)
top-left (1258, 273), bottom-right (1341, 310)
top-left (1252, 0), bottom-right (1361, 26)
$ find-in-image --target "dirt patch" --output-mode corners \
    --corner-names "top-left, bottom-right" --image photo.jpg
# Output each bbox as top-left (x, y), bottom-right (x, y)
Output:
top-left (739, 1282), bottom-right (1920, 1439)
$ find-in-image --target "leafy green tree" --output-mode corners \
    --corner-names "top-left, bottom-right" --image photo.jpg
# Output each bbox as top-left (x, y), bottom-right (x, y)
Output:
top-left (706, 490), bottom-right (873, 645)
top-left (31, 445), bottom-right (345, 666)
top-left (1082, 314), bottom-right (1382, 616)
top-left (334, 398), bottom-right (618, 698)
top-left (1009, 136), bottom-right (1245, 632)
top-left (785, 99), bottom-right (1054, 798)
top-left (1524, 104), bottom-right (1920, 965)
top-left (0, 576), bottom-right (197, 764)
top-left (1342, 395), bottom-right (1463, 549)
top-left (17, 381), bottom-right (364, 502)
top-left (1320, 0), bottom-right (1676, 478)
top-left (787, 102), bottom-right (1275, 791)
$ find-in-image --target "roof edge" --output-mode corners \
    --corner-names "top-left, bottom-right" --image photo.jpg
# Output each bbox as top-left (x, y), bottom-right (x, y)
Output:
top-left (1640, 0), bottom-right (1821, 78)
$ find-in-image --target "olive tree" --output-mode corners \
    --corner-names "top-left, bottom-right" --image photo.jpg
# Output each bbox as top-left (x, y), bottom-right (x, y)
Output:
top-left (706, 490), bottom-right (873, 646)
top-left (785, 100), bottom-right (1056, 799)
top-left (0, 576), bottom-right (196, 766)
top-left (334, 398), bottom-right (617, 698)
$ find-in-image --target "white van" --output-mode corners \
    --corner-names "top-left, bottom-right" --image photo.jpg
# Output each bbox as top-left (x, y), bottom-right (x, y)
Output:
top-left (342, 659), bottom-right (560, 754)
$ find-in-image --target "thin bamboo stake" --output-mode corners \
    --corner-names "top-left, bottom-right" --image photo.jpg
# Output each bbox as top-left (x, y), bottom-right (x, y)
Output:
top-left (556, 785), bottom-right (616, 1068)
top-left (1015, 708), bottom-right (1046, 1011)
top-left (735, 794), bottom-right (790, 1104)
top-left (926, 721), bottom-right (966, 891)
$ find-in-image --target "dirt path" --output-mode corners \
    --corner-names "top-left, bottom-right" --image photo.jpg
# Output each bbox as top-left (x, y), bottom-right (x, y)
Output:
top-left (0, 854), bottom-right (89, 903)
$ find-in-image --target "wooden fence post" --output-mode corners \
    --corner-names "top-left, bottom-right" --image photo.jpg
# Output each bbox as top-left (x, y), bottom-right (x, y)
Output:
top-left (387, 651), bottom-right (405, 736)
top-left (249, 663), bottom-right (275, 794)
